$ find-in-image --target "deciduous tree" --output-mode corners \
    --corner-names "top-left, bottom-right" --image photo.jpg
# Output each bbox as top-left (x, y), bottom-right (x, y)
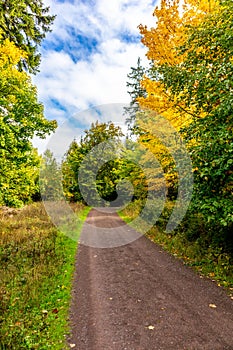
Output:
top-left (0, 38), bottom-right (56, 206)
top-left (62, 121), bottom-right (124, 204)
top-left (159, 0), bottom-right (233, 236)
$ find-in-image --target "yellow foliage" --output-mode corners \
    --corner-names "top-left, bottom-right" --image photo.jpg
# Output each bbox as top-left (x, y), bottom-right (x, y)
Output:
top-left (139, 0), bottom-right (184, 66)
top-left (0, 38), bottom-right (31, 106)
top-left (0, 38), bottom-right (26, 66)
top-left (137, 80), bottom-right (193, 131)
top-left (135, 111), bottom-right (180, 194)
top-left (138, 0), bottom-right (219, 130)
top-left (135, 0), bottom-right (221, 196)
top-left (139, 0), bottom-right (219, 66)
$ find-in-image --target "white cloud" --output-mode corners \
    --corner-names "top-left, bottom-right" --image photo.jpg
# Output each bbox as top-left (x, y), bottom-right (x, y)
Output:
top-left (33, 0), bottom-right (158, 153)
top-left (36, 104), bottom-right (128, 159)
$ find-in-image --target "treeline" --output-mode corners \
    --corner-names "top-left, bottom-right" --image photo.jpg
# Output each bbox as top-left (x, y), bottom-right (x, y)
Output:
top-left (1, 0), bottom-right (232, 254)
top-left (124, 0), bottom-right (233, 252)
top-left (41, 121), bottom-right (148, 207)
top-left (61, 0), bottom-right (233, 253)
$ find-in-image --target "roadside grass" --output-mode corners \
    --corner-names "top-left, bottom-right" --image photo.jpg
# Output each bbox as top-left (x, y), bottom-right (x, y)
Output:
top-left (119, 201), bottom-right (233, 294)
top-left (0, 202), bottom-right (91, 349)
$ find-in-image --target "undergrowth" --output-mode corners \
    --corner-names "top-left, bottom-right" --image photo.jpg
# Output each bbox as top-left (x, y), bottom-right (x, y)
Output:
top-left (119, 200), bottom-right (233, 295)
top-left (0, 202), bottom-right (90, 349)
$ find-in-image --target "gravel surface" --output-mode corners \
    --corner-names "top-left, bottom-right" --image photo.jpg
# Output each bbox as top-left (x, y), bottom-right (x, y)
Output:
top-left (68, 209), bottom-right (233, 350)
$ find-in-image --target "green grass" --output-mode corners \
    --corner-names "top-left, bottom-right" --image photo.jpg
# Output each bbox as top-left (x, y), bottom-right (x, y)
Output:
top-left (119, 201), bottom-right (233, 295)
top-left (0, 202), bottom-right (91, 349)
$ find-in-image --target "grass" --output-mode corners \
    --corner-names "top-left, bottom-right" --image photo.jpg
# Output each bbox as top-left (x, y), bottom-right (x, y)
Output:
top-left (119, 201), bottom-right (233, 295)
top-left (0, 202), bottom-right (91, 349)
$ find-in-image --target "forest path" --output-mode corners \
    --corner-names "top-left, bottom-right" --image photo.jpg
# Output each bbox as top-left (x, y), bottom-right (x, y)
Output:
top-left (68, 209), bottom-right (233, 350)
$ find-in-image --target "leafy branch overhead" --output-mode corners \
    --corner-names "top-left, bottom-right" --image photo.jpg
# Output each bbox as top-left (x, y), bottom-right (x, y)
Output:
top-left (0, 0), bottom-right (56, 72)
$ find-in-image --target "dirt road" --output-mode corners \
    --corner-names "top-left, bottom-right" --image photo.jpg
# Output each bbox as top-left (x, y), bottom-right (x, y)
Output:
top-left (68, 209), bottom-right (233, 350)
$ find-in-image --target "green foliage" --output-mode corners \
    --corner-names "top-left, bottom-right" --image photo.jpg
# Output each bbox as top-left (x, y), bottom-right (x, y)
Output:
top-left (0, 0), bottom-right (55, 72)
top-left (117, 139), bottom-right (149, 201)
top-left (62, 140), bottom-right (83, 202)
top-left (62, 121), bottom-right (124, 203)
top-left (81, 120), bottom-right (124, 147)
top-left (125, 0), bottom-right (232, 248)
top-left (0, 39), bottom-right (57, 207)
top-left (40, 149), bottom-right (63, 201)
top-left (0, 147), bottom-right (41, 207)
top-left (0, 202), bottom-right (88, 349)
top-left (120, 0), bottom-right (233, 281)
top-left (158, 0), bottom-right (233, 238)
top-left (124, 57), bottom-right (147, 132)
top-left (0, 2), bottom-right (56, 206)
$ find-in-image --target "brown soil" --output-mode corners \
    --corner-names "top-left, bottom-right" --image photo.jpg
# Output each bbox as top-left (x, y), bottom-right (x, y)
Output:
top-left (68, 209), bottom-right (233, 350)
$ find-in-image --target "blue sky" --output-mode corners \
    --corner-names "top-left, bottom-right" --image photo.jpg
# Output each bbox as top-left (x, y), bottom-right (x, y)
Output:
top-left (32, 0), bottom-right (158, 154)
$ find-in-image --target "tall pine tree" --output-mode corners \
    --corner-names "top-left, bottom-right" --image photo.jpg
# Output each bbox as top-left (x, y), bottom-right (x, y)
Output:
top-left (124, 57), bottom-right (147, 133)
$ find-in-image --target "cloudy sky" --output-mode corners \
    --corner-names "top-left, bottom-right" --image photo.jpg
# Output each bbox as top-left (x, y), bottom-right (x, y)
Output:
top-left (32, 0), bottom-right (158, 154)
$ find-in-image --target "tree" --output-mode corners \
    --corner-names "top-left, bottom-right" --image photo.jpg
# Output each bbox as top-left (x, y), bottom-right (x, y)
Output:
top-left (39, 149), bottom-right (63, 201)
top-left (124, 57), bottom-right (147, 132)
top-left (62, 121), bottom-right (124, 204)
top-left (0, 38), bottom-right (56, 139)
top-left (0, 38), bottom-right (57, 206)
top-left (137, 113), bottom-right (179, 200)
top-left (126, 0), bottom-right (221, 203)
top-left (159, 0), bottom-right (233, 238)
top-left (0, 147), bottom-right (41, 207)
top-left (116, 140), bottom-right (148, 202)
top-left (0, 0), bottom-right (55, 72)
top-left (62, 140), bottom-right (84, 202)
top-left (124, 1), bottom-right (214, 201)
top-left (136, 0), bottom-right (232, 247)
top-left (137, 0), bottom-right (219, 130)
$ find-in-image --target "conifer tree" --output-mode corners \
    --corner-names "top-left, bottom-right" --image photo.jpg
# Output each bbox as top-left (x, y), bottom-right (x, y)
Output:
top-left (0, 0), bottom-right (55, 72)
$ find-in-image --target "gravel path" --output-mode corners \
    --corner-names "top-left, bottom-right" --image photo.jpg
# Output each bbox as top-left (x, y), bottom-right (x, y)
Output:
top-left (68, 209), bottom-right (233, 350)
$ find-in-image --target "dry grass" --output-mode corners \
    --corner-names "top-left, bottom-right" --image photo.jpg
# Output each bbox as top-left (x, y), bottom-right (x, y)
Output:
top-left (0, 201), bottom-right (87, 349)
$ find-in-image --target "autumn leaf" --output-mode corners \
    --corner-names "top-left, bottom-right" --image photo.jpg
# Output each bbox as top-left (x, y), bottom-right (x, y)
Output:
top-left (209, 304), bottom-right (217, 308)
top-left (147, 325), bottom-right (155, 330)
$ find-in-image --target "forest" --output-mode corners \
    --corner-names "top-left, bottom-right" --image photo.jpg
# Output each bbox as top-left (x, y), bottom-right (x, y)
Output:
top-left (0, 0), bottom-right (232, 348)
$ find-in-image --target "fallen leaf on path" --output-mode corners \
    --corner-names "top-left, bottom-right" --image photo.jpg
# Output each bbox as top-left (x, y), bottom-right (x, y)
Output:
top-left (209, 303), bottom-right (217, 308)
top-left (147, 325), bottom-right (155, 330)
